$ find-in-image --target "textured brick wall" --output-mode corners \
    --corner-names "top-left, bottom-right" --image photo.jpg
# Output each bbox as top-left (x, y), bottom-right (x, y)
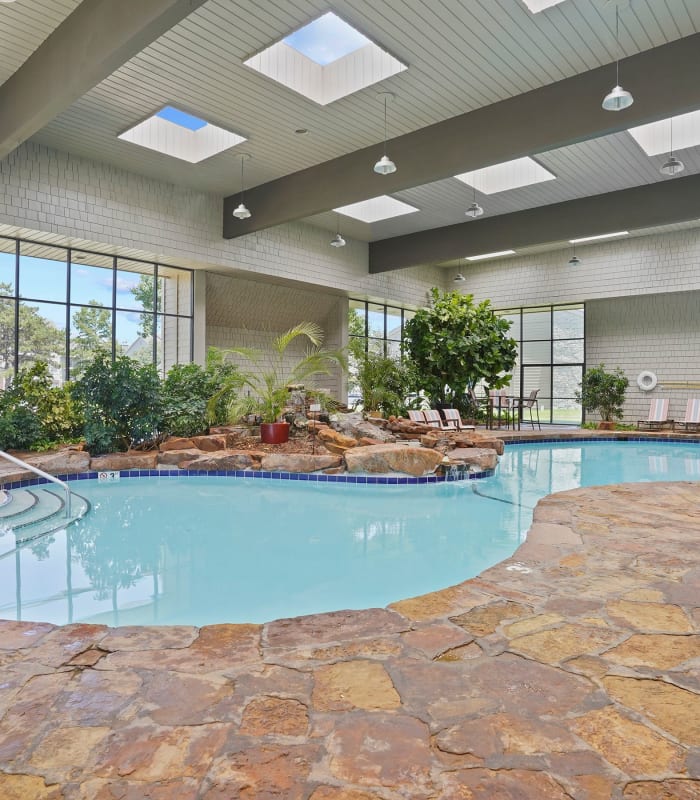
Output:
top-left (586, 291), bottom-right (700, 424)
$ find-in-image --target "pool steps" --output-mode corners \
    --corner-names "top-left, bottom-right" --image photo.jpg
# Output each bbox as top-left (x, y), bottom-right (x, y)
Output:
top-left (0, 487), bottom-right (90, 554)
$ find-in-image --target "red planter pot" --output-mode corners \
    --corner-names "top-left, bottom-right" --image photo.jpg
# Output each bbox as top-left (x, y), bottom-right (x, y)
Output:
top-left (260, 422), bottom-right (290, 444)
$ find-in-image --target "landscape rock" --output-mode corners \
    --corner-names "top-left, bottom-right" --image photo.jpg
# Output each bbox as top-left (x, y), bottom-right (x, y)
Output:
top-left (157, 449), bottom-right (204, 467)
top-left (446, 447), bottom-right (498, 471)
top-left (181, 450), bottom-right (264, 471)
top-left (90, 452), bottom-right (158, 471)
top-left (343, 444), bottom-right (444, 476)
top-left (260, 454), bottom-right (343, 473)
top-left (4, 449), bottom-right (91, 480)
top-left (317, 428), bottom-right (359, 455)
top-left (191, 435), bottom-right (228, 452)
top-left (159, 437), bottom-right (196, 451)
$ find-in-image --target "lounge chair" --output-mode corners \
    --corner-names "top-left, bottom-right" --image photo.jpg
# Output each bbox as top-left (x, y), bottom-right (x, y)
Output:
top-left (673, 398), bottom-right (700, 432)
top-left (407, 410), bottom-right (427, 424)
top-left (442, 408), bottom-right (476, 431)
top-left (423, 409), bottom-right (459, 430)
top-left (637, 398), bottom-right (672, 430)
top-left (515, 389), bottom-right (541, 430)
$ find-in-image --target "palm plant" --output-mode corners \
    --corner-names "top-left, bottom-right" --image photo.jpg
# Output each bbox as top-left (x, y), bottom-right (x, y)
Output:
top-left (207, 322), bottom-right (346, 427)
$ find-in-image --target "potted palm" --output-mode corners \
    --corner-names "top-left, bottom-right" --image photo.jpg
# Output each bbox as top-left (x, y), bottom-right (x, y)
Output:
top-left (576, 364), bottom-right (629, 429)
top-left (208, 322), bottom-right (346, 444)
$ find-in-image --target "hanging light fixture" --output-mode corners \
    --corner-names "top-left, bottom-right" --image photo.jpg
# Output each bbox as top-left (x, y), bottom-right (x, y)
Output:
top-left (453, 272), bottom-right (466, 283)
top-left (568, 243), bottom-right (580, 266)
top-left (660, 118), bottom-right (685, 176)
top-left (602, 5), bottom-right (633, 111)
top-left (330, 214), bottom-right (346, 247)
top-left (465, 184), bottom-right (484, 218)
top-left (232, 153), bottom-right (252, 219)
top-left (373, 92), bottom-right (397, 175)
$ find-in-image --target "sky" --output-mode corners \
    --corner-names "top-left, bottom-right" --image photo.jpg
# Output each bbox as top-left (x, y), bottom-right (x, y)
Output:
top-left (284, 12), bottom-right (369, 66)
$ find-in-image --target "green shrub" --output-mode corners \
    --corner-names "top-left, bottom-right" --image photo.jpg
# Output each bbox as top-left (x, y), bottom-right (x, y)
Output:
top-left (0, 361), bottom-right (82, 451)
top-left (72, 353), bottom-right (162, 454)
top-left (161, 350), bottom-right (242, 438)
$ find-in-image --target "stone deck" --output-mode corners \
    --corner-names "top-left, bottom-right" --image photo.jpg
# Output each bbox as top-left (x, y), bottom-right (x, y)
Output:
top-left (1, 480), bottom-right (699, 799)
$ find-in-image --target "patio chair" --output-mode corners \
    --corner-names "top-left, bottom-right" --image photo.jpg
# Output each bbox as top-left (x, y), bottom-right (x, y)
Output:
top-left (637, 398), bottom-right (672, 430)
top-left (487, 388), bottom-right (512, 429)
top-left (442, 408), bottom-right (476, 431)
top-left (423, 409), bottom-right (459, 431)
top-left (407, 410), bottom-right (427, 424)
top-left (516, 389), bottom-right (541, 430)
top-left (673, 398), bottom-right (700, 432)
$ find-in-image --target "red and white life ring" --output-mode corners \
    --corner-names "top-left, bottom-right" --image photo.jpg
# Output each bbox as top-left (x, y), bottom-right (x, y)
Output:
top-left (636, 371), bottom-right (658, 392)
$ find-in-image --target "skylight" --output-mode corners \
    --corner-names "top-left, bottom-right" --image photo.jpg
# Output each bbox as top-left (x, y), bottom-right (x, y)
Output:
top-left (245, 13), bottom-right (407, 105)
top-left (455, 157), bottom-right (556, 194)
top-left (466, 250), bottom-right (516, 261)
top-left (569, 232), bottom-right (628, 244)
top-left (521, 0), bottom-right (566, 12)
top-left (334, 196), bottom-right (419, 223)
top-left (627, 110), bottom-right (700, 156)
top-left (284, 12), bottom-right (370, 66)
top-left (119, 106), bottom-right (246, 163)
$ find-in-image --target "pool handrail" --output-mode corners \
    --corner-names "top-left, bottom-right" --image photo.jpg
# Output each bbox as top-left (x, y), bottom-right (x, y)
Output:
top-left (0, 450), bottom-right (71, 518)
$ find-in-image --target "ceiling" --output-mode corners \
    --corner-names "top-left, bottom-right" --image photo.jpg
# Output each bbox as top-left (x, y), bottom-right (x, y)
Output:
top-left (3, 0), bottom-right (700, 272)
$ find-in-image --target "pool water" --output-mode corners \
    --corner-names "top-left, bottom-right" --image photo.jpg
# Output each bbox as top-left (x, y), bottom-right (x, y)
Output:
top-left (1, 440), bottom-right (699, 626)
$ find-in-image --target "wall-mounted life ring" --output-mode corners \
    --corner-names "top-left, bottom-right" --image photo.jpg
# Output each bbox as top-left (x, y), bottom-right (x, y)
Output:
top-left (637, 371), bottom-right (658, 392)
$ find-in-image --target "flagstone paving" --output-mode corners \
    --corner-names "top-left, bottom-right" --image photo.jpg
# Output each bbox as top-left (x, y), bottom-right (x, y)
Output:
top-left (0, 480), bottom-right (699, 798)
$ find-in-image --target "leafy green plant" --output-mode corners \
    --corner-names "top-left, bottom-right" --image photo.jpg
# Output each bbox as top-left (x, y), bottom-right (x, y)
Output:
top-left (575, 364), bottom-right (629, 422)
top-left (0, 361), bottom-right (82, 451)
top-left (208, 322), bottom-right (346, 425)
top-left (403, 288), bottom-right (517, 412)
top-left (71, 352), bottom-right (162, 454)
top-left (355, 352), bottom-right (417, 417)
top-left (161, 349), bottom-right (242, 437)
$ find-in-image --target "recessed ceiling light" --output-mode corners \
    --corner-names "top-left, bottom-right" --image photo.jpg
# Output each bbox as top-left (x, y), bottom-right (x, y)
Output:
top-left (569, 231), bottom-right (628, 244)
top-left (466, 250), bottom-right (516, 261)
top-left (334, 196), bottom-right (419, 223)
top-left (455, 157), bottom-right (556, 195)
top-left (245, 12), bottom-right (406, 105)
top-left (520, 0), bottom-right (565, 12)
top-left (119, 105), bottom-right (246, 163)
top-left (295, 128), bottom-right (309, 135)
top-left (627, 110), bottom-right (700, 156)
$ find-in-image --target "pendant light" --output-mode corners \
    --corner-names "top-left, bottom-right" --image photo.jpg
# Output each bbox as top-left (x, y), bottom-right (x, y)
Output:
top-left (660, 118), bottom-right (685, 176)
top-left (232, 153), bottom-right (252, 219)
top-left (373, 92), bottom-right (397, 175)
top-left (454, 257), bottom-right (467, 283)
top-left (602, 5), bottom-right (633, 111)
top-left (330, 214), bottom-right (346, 247)
top-left (465, 184), bottom-right (484, 218)
top-left (568, 244), bottom-right (580, 266)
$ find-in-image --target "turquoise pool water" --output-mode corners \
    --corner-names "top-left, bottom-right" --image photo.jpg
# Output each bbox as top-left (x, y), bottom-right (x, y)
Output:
top-left (1, 440), bottom-right (699, 626)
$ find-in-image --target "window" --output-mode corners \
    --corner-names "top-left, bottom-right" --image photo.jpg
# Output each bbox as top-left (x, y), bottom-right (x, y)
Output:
top-left (497, 304), bottom-right (585, 425)
top-left (0, 236), bottom-right (194, 386)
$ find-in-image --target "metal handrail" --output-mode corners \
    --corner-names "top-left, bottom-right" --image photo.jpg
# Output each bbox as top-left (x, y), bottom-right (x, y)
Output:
top-left (0, 450), bottom-right (71, 518)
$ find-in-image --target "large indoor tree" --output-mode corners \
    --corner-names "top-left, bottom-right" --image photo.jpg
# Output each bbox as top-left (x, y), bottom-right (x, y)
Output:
top-left (403, 287), bottom-right (517, 411)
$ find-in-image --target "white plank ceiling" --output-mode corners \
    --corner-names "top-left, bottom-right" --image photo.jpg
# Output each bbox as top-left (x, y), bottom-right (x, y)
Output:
top-left (5, 0), bottom-right (700, 261)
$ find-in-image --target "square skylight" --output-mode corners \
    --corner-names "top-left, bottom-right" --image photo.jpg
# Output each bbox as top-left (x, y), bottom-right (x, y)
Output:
top-left (455, 157), bottom-right (556, 194)
top-left (245, 12), bottom-right (407, 105)
top-left (118, 105), bottom-right (246, 163)
top-left (521, 0), bottom-right (565, 12)
top-left (334, 196), bottom-right (419, 223)
top-left (627, 110), bottom-right (700, 156)
top-left (466, 250), bottom-right (516, 261)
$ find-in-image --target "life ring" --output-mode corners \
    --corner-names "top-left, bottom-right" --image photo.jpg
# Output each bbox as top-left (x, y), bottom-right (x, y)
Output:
top-left (637, 371), bottom-right (658, 392)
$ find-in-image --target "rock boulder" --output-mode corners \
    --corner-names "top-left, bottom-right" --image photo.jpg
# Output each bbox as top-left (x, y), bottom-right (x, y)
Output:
top-left (344, 444), bottom-right (444, 477)
top-left (260, 454), bottom-right (343, 473)
top-left (317, 428), bottom-right (358, 455)
top-left (181, 450), bottom-right (265, 471)
top-left (90, 452), bottom-right (158, 470)
top-left (445, 447), bottom-right (498, 471)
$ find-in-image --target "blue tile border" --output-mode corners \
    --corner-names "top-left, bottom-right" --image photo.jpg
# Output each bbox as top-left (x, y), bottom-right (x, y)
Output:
top-left (0, 465), bottom-right (496, 489)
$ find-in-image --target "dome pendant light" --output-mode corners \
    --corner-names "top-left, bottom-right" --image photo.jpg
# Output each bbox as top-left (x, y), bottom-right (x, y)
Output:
top-left (373, 92), bottom-right (397, 175)
top-left (602, 5), bottom-right (633, 111)
top-left (232, 153), bottom-right (252, 219)
top-left (465, 185), bottom-right (484, 218)
top-left (454, 257), bottom-right (467, 283)
top-left (330, 214), bottom-right (346, 248)
top-left (568, 244), bottom-right (580, 266)
top-left (660, 118), bottom-right (685, 176)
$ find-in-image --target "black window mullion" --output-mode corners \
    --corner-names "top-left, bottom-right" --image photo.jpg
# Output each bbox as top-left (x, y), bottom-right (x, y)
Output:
top-left (152, 264), bottom-right (158, 366)
top-left (65, 250), bottom-right (72, 382)
top-left (12, 239), bottom-right (19, 378)
top-left (111, 256), bottom-right (117, 360)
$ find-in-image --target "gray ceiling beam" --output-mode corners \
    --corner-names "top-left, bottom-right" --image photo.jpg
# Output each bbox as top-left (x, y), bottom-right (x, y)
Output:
top-left (369, 173), bottom-right (700, 273)
top-left (0, 0), bottom-right (208, 160)
top-left (223, 33), bottom-right (700, 240)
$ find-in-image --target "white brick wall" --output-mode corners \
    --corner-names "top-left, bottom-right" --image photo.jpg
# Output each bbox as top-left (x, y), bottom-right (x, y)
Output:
top-left (586, 291), bottom-right (700, 424)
